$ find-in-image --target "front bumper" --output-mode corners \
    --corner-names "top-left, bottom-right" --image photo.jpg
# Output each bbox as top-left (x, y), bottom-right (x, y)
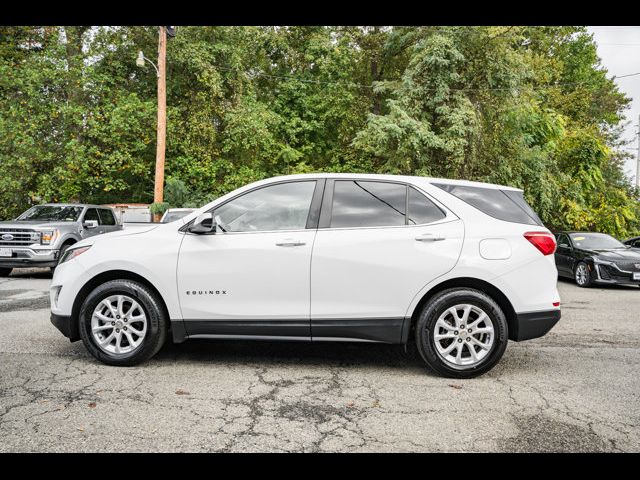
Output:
top-left (0, 247), bottom-right (60, 268)
top-left (511, 309), bottom-right (561, 341)
top-left (593, 263), bottom-right (640, 286)
top-left (50, 312), bottom-right (79, 341)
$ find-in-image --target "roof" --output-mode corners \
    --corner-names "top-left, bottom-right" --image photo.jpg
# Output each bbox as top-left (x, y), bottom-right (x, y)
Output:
top-left (40, 203), bottom-right (110, 209)
top-left (263, 173), bottom-right (523, 191)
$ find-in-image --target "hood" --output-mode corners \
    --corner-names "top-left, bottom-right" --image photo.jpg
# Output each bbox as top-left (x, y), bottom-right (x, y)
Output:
top-left (585, 248), bottom-right (640, 262)
top-left (74, 224), bottom-right (161, 248)
top-left (0, 220), bottom-right (78, 229)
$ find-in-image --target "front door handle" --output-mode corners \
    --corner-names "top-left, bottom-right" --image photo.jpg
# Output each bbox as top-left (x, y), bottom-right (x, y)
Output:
top-left (415, 234), bottom-right (446, 242)
top-left (275, 239), bottom-right (306, 247)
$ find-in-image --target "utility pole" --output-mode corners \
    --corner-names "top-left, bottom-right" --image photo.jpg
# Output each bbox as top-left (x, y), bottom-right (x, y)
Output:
top-left (153, 26), bottom-right (167, 222)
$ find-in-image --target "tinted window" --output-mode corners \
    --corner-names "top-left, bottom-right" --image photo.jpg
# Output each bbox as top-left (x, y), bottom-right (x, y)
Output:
top-left (330, 181), bottom-right (406, 228)
top-left (634, 240), bottom-right (640, 248)
top-left (84, 208), bottom-right (100, 223)
top-left (433, 184), bottom-right (541, 226)
top-left (556, 234), bottom-right (570, 247)
top-left (99, 209), bottom-right (116, 225)
top-left (408, 187), bottom-right (446, 225)
top-left (503, 190), bottom-right (543, 225)
top-left (214, 181), bottom-right (316, 232)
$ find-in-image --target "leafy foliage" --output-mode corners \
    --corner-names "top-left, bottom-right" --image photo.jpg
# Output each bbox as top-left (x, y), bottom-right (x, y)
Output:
top-left (0, 26), bottom-right (638, 236)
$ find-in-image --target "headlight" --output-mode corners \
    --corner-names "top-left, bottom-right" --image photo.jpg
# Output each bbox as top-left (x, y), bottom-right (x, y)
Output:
top-left (40, 229), bottom-right (59, 245)
top-left (59, 245), bottom-right (91, 264)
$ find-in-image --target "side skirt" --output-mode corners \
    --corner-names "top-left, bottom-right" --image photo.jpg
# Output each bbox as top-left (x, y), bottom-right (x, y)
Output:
top-left (170, 318), bottom-right (409, 344)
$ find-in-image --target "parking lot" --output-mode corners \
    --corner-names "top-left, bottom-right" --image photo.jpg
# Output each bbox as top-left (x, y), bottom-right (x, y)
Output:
top-left (0, 269), bottom-right (638, 452)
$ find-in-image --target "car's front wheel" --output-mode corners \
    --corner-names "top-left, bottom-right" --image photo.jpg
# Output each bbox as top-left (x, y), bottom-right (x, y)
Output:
top-left (78, 279), bottom-right (167, 366)
top-left (415, 288), bottom-right (509, 378)
top-left (574, 262), bottom-right (593, 288)
top-left (0, 267), bottom-right (12, 277)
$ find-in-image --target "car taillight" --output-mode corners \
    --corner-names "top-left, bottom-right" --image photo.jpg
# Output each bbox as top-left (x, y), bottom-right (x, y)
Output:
top-left (524, 231), bottom-right (556, 256)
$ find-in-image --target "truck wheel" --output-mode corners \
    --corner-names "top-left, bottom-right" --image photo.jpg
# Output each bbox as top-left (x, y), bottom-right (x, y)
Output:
top-left (574, 262), bottom-right (593, 288)
top-left (78, 279), bottom-right (167, 366)
top-left (0, 268), bottom-right (12, 277)
top-left (415, 288), bottom-right (508, 379)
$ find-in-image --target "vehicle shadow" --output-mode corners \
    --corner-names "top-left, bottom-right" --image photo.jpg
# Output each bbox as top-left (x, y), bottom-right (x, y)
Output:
top-left (154, 338), bottom-right (428, 372)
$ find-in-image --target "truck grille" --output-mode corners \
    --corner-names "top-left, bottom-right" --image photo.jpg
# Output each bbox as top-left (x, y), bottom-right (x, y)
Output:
top-left (0, 228), bottom-right (39, 246)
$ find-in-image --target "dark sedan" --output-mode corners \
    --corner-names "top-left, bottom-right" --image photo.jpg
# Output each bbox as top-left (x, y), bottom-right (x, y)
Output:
top-left (554, 231), bottom-right (640, 288)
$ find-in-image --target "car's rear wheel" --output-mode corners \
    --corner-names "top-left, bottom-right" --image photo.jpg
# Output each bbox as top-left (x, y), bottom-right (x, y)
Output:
top-left (574, 262), bottom-right (593, 288)
top-left (78, 279), bottom-right (167, 366)
top-left (0, 268), bottom-right (12, 277)
top-left (415, 288), bottom-right (508, 378)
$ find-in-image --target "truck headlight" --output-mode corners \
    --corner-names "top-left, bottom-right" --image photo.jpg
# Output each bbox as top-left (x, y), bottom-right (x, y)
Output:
top-left (59, 245), bottom-right (91, 264)
top-left (40, 230), bottom-right (59, 245)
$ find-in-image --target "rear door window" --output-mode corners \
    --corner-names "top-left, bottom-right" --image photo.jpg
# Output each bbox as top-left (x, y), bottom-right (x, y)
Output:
top-left (98, 209), bottom-right (117, 226)
top-left (433, 184), bottom-right (543, 226)
top-left (407, 187), bottom-right (446, 225)
top-left (330, 181), bottom-right (406, 228)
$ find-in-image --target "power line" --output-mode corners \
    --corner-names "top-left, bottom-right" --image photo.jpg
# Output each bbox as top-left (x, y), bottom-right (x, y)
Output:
top-left (614, 72), bottom-right (640, 78)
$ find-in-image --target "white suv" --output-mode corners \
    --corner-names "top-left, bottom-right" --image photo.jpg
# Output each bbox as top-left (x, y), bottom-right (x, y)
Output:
top-left (50, 174), bottom-right (560, 378)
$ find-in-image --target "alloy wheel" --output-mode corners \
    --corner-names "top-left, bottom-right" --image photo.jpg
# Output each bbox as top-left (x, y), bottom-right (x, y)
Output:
top-left (575, 264), bottom-right (588, 286)
top-left (91, 294), bottom-right (148, 355)
top-left (433, 304), bottom-right (495, 369)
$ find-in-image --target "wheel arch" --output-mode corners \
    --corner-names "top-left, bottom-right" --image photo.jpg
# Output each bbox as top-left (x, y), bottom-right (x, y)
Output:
top-left (69, 270), bottom-right (170, 341)
top-left (406, 277), bottom-right (518, 342)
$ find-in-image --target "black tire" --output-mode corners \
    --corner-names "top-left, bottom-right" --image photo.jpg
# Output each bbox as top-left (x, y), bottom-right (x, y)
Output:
top-left (51, 243), bottom-right (73, 273)
top-left (574, 261), bottom-right (593, 288)
top-left (78, 279), bottom-right (167, 366)
top-left (0, 267), bottom-right (12, 277)
top-left (414, 288), bottom-right (509, 379)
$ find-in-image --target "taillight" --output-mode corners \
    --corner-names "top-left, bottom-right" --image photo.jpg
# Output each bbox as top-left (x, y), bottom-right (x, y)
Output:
top-left (524, 231), bottom-right (556, 256)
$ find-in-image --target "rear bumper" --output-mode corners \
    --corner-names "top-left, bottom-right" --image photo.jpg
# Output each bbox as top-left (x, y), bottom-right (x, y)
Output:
top-left (511, 309), bottom-right (561, 341)
top-left (50, 312), bottom-right (79, 342)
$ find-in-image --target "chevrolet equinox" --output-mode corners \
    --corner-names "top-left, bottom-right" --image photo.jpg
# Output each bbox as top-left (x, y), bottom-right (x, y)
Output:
top-left (50, 174), bottom-right (561, 378)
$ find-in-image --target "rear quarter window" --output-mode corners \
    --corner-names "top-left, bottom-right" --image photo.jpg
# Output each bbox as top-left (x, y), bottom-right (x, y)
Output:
top-left (433, 184), bottom-right (543, 226)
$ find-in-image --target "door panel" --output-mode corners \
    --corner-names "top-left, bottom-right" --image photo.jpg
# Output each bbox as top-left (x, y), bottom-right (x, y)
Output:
top-left (177, 231), bottom-right (316, 336)
top-left (310, 220), bottom-right (464, 330)
top-left (176, 179), bottom-right (321, 339)
top-left (554, 234), bottom-right (573, 276)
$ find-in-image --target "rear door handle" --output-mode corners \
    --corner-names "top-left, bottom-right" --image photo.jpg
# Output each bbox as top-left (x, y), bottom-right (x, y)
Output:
top-left (275, 239), bottom-right (306, 247)
top-left (415, 234), bottom-right (446, 242)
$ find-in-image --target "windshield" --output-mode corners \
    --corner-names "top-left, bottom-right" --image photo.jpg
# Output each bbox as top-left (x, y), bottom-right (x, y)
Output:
top-left (17, 205), bottom-right (83, 222)
top-left (570, 233), bottom-right (625, 250)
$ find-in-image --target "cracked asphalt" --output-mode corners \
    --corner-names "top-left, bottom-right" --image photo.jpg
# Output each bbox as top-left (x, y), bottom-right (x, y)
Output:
top-left (0, 268), bottom-right (639, 452)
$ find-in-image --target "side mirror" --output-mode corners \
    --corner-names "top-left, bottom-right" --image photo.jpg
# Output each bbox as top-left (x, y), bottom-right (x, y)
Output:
top-left (558, 243), bottom-right (570, 249)
top-left (83, 220), bottom-right (98, 229)
top-left (189, 213), bottom-right (216, 234)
